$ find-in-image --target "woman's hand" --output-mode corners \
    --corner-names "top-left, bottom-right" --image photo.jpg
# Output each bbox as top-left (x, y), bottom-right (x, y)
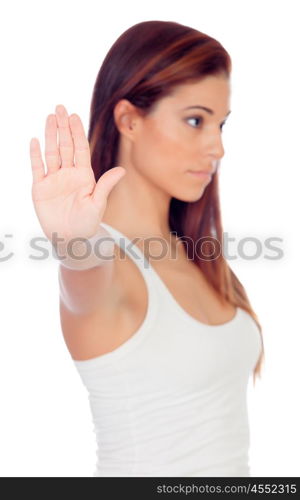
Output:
top-left (29, 104), bottom-right (126, 245)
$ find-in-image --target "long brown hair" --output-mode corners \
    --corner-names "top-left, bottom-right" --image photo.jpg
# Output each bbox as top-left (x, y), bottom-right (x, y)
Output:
top-left (87, 20), bottom-right (265, 385)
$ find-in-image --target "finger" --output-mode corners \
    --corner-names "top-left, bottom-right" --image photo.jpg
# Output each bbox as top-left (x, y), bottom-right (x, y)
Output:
top-left (45, 114), bottom-right (61, 174)
top-left (30, 138), bottom-right (45, 183)
top-left (69, 114), bottom-right (91, 169)
top-left (92, 167), bottom-right (126, 208)
top-left (55, 104), bottom-right (74, 168)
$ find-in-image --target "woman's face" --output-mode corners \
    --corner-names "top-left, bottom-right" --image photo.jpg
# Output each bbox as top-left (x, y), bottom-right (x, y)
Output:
top-left (117, 73), bottom-right (231, 202)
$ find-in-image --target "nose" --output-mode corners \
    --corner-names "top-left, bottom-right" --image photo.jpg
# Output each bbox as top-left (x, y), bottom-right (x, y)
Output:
top-left (211, 133), bottom-right (225, 160)
top-left (205, 127), bottom-right (225, 161)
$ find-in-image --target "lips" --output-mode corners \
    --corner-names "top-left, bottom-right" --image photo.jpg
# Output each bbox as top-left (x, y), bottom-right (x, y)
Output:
top-left (187, 170), bottom-right (212, 180)
top-left (188, 161), bottom-right (217, 175)
top-left (189, 170), bottom-right (212, 174)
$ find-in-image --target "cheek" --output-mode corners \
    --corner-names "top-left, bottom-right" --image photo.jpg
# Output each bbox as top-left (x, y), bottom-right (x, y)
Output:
top-left (132, 121), bottom-right (191, 177)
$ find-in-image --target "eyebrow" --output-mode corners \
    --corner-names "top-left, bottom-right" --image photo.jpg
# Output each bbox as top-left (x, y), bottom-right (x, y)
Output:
top-left (182, 105), bottom-right (231, 117)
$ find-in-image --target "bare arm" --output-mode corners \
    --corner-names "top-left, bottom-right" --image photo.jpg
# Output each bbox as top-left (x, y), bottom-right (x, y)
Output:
top-left (56, 225), bottom-right (117, 314)
top-left (29, 104), bottom-right (126, 316)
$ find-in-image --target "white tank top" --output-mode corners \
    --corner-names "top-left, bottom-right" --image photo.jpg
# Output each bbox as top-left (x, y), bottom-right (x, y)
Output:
top-left (73, 222), bottom-right (262, 477)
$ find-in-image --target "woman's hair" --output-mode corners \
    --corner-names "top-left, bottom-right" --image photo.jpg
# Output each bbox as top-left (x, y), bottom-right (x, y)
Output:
top-left (87, 20), bottom-right (265, 385)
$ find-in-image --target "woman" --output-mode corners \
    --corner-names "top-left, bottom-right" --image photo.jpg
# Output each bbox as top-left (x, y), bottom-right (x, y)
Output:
top-left (30, 20), bottom-right (264, 477)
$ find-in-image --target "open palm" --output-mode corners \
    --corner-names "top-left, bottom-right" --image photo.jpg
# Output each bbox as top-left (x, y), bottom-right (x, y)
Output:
top-left (30, 104), bottom-right (125, 244)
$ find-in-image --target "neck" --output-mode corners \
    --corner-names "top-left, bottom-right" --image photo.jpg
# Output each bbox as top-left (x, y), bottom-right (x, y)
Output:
top-left (102, 166), bottom-right (173, 240)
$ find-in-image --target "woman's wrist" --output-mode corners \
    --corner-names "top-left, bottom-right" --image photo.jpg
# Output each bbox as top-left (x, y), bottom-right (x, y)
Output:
top-left (53, 225), bottom-right (115, 270)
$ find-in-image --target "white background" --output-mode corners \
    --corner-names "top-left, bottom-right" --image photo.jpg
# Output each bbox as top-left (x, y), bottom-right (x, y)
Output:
top-left (0, 0), bottom-right (299, 477)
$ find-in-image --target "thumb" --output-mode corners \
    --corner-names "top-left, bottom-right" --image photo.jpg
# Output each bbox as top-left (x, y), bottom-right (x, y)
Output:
top-left (92, 166), bottom-right (126, 207)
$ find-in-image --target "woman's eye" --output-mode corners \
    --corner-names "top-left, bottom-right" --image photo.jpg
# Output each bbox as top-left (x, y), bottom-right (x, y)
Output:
top-left (186, 117), bottom-right (227, 131)
top-left (186, 116), bottom-right (203, 128)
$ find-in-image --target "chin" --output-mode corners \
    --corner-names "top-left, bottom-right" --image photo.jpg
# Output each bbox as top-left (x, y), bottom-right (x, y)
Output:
top-left (173, 186), bottom-right (207, 203)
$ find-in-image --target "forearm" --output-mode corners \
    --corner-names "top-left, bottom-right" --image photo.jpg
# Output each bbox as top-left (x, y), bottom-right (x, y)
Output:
top-left (52, 225), bottom-right (115, 271)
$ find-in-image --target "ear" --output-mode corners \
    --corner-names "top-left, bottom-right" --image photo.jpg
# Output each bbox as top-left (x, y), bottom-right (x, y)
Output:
top-left (113, 99), bottom-right (139, 136)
